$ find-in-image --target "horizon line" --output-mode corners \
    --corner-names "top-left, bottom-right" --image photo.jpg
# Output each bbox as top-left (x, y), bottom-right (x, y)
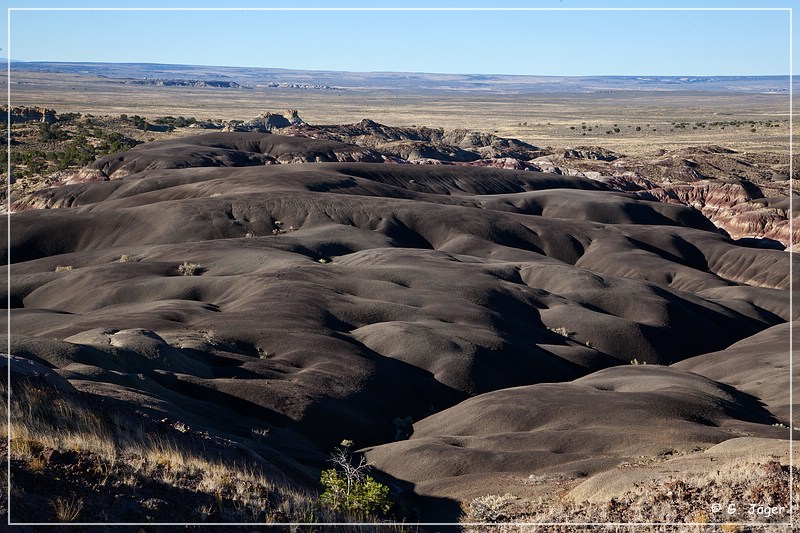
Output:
top-left (4, 59), bottom-right (792, 80)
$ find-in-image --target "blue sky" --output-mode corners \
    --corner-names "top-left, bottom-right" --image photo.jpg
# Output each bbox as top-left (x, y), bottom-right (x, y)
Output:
top-left (2, 1), bottom-right (796, 76)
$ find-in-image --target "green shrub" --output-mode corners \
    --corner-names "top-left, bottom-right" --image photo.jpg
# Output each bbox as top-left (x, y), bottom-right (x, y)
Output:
top-left (58, 112), bottom-right (81, 123)
top-left (38, 122), bottom-right (69, 142)
top-left (319, 469), bottom-right (391, 517)
top-left (50, 137), bottom-right (97, 170)
top-left (97, 131), bottom-right (139, 155)
top-left (318, 440), bottom-right (392, 518)
top-left (128, 115), bottom-right (149, 131)
top-left (153, 116), bottom-right (197, 128)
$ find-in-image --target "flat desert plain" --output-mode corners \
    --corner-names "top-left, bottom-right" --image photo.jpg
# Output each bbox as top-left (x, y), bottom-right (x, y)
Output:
top-left (8, 70), bottom-right (793, 156)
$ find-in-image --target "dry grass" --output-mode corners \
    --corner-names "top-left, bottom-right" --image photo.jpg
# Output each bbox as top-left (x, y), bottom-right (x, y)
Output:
top-left (51, 496), bottom-right (83, 522)
top-left (1, 382), bottom-right (325, 524)
top-left (6, 382), bottom-right (117, 460)
top-left (461, 460), bottom-right (798, 533)
top-left (3, 381), bottom-right (417, 527)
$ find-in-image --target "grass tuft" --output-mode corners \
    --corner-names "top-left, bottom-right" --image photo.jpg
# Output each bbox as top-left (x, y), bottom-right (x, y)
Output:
top-left (52, 496), bottom-right (83, 522)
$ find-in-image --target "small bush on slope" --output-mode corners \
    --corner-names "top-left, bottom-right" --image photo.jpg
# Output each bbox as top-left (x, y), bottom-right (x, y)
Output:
top-left (319, 440), bottom-right (393, 519)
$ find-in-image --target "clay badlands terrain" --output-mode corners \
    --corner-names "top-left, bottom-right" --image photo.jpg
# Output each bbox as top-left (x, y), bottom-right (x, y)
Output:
top-left (2, 64), bottom-right (799, 530)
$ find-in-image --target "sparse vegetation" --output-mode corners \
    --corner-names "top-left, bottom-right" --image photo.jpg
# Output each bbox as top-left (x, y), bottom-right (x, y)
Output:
top-left (153, 115), bottom-right (197, 130)
top-left (547, 326), bottom-right (571, 338)
top-left (38, 122), bottom-right (69, 142)
top-left (178, 261), bottom-right (201, 276)
top-left (126, 114), bottom-right (149, 131)
top-left (463, 493), bottom-right (516, 523)
top-left (96, 130), bottom-right (139, 154)
top-left (54, 265), bottom-right (73, 272)
top-left (3, 381), bottom-right (328, 524)
top-left (4, 116), bottom-right (144, 183)
top-left (460, 459), bottom-right (797, 531)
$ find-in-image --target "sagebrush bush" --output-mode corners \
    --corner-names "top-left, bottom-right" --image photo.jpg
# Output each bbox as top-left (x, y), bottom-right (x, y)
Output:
top-left (178, 262), bottom-right (200, 276)
top-left (464, 493), bottom-right (516, 523)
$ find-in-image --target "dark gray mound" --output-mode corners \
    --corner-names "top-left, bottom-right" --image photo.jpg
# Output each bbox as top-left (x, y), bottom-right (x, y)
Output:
top-left (364, 365), bottom-right (792, 520)
top-left (673, 322), bottom-right (797, 423)
top-left (82, 132), bottom-right (386, 180)
top-left (6, 133), bottom-right (792, 521)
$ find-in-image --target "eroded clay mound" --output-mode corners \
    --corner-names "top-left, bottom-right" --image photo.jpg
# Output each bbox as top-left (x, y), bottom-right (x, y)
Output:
top-left (70, 132), bottom-right (387, 182)
top-left (5, 133), bottom-right (793, 521)
top-left (673, 322), bottom-right (798, 423)
top-left (364, 365), bottom-right (792, 520)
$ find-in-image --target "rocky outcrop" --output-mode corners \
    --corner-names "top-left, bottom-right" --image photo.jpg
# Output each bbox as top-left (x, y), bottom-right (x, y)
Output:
top-left (498, 146), bottom-right (796, 250)
top-left (243, 109), bottom-right (305, 132)
top-left (621, 145), bottom-right (791, 184)
top-left (632, 181), bottom-right (797, 249)
top-left (530, 145), bottom-right (792, 185)
top-left (561, 146), bottom-right (620, 161)
top-left (278, 119), bottom-right (543, 162)
top-left (2, 106), bottom-right (57, 124)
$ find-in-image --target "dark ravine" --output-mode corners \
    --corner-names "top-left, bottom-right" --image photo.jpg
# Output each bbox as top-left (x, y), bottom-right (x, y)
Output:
top-left (5, 132), bottom-right (796, 524)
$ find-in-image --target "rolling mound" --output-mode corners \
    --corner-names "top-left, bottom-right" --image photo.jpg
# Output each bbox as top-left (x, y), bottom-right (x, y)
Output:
top-left (364, 365), bottom-right (790, 517)
top-left (6, 133), bottom-right (794, 524)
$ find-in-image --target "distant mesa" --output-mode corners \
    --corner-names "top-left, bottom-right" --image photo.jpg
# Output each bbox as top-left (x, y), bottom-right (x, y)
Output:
top-left (260, 82), bottom-right (340, 90)
top-left (122, 78), bottom-right (245, 88)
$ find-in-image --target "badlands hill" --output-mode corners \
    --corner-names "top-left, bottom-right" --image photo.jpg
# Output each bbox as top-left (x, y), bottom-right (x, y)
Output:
top-left (5, 131), bottom-right (797, 525)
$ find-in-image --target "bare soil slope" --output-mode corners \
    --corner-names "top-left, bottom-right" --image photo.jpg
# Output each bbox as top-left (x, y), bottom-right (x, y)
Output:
top-left (6, 133), bottom-right (794, 524)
